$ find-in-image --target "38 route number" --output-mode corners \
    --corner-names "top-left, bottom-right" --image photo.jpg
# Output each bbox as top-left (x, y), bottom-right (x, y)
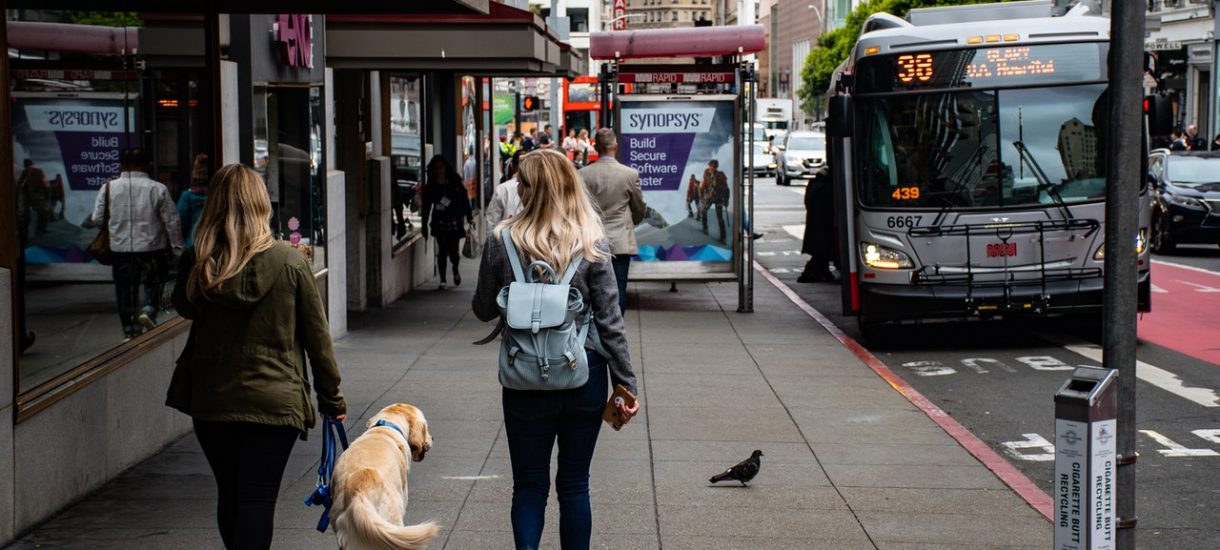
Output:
top-left (886, 215), bottom-right (923, 229)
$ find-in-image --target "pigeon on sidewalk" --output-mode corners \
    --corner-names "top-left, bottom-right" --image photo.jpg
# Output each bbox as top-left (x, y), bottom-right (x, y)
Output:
top-left (708, 450), bottom-right (763, 486)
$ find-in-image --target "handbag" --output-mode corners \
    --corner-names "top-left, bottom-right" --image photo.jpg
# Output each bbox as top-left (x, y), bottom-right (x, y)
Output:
top-left (88, 183), bottom-right (113, 265)
top-left (462, 221), bottom-right (481, 259)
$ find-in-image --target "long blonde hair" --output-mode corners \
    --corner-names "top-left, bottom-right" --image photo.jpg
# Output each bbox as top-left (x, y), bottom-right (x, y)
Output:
top-left (499, 149), bottom-right (608, 276)
top-left (187, 164), bottom-right (278, 301)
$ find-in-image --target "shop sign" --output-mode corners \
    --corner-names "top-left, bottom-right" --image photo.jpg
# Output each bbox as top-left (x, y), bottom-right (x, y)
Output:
top-left (1145, 40), bottom-right (1182, 52)
top-left (613, 0), bottom-right (627, 30)
top-left (274, 14), bottom-right (314, 69)
top-left (619, 71), bottom-right (736, 84)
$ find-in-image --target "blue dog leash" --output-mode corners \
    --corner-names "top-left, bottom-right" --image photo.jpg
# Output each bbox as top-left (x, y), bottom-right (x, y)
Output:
top-left (304, 415), bottom-right (350, 533)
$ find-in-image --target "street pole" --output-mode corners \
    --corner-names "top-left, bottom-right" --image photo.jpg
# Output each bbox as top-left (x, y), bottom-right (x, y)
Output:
top-left (1104, 2), bottom-right (1144, 549)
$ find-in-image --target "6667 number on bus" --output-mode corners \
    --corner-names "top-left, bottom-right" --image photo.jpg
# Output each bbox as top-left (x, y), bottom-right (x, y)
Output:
top-left (886, 216), bottom-right (923, 229)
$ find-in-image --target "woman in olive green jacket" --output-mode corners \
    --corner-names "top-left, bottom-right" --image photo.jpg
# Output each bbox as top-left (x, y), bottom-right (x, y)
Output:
top-left (166, 164), bottom-right (345, 550)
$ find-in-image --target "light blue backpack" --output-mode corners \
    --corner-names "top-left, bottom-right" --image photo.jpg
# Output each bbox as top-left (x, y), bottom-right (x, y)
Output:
top-left (476, 229), bottom-right (593, 391)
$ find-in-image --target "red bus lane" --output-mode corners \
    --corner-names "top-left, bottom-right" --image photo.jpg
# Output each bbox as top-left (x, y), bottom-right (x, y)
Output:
top-left (1138, 261), bottom-right (1220, 367)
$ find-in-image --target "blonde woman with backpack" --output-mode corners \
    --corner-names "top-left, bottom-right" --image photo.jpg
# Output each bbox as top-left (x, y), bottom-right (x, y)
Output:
top-left (472, 149), bottom-right (640, 550)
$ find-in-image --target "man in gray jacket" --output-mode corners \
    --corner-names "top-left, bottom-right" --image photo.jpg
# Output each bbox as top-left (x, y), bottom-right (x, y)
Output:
top-left (579, 128), bottom-right (645, 312)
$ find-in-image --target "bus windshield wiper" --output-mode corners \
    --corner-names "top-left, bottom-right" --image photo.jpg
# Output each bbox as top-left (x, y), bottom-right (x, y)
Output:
top-left (930, 144), bottom-right (989, 227)
top-left (1012, 140), bottom-right (1074, 221)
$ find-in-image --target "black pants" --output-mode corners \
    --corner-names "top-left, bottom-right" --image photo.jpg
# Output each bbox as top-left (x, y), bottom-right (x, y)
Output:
top-left (435, 233), bottom-right (462, 282)
top-left (194, 420), bottom-right (299, 550)
top-left (111, 250), bottom-right (168, 334)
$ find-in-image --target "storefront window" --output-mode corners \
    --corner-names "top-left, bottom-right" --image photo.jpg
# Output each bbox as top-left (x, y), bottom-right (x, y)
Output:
top-left (252, 85), bottom-right (326, 271)
top-left (389, 74), bottom-right (424, 245)
top-left (8, 11), bottom-right (210, 393)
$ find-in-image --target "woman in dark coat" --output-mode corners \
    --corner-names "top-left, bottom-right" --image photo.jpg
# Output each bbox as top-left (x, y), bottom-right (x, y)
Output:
top-left (422, 155), bottom-right (474, 289)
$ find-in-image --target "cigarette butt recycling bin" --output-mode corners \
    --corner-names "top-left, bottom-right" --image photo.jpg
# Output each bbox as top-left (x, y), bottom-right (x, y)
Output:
top-left (1053, 366), bottom-right (1118, 550)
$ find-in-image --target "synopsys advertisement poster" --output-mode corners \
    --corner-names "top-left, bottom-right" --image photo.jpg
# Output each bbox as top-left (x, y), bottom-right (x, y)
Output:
top-left (12, 95), bottom-right (136, 264)
top-left (619, 96), bottom-right (736, 267)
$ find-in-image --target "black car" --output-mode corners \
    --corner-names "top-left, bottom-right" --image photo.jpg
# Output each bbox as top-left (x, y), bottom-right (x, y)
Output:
top-left (1148, 149), bottom-right (1220, 252)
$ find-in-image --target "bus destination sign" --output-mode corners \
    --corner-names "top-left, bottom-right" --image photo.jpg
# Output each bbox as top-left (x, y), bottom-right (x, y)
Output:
top-left (855, 42), bottom-right (1104, 93)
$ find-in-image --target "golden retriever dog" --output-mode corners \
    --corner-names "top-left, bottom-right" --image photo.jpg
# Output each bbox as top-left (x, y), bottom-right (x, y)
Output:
top-left (331, 403), bottom-right (438, 550)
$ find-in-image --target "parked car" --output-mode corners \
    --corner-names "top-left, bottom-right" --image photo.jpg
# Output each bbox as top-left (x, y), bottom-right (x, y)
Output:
top-left (1148, 149), bottom-right (1220, 253)
top-left (775, 131), bottom-right (826, 186)
top-left (748, 141), bottom-right (777, 176)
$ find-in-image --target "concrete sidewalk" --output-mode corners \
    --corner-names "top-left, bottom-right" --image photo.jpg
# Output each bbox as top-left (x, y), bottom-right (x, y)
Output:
top-left (5, 262), bottom-right (1051, 549)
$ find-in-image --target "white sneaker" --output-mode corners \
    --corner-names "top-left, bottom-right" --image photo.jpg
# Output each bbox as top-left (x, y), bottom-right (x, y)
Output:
top-left (438, 282), bottom-right (447, 290)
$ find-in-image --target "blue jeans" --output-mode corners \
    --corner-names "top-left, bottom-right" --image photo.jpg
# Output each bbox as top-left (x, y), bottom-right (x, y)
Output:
top-left (611, 255), bottom-right (631, 313)
top-left (502, 352), bottom-right (608, 550)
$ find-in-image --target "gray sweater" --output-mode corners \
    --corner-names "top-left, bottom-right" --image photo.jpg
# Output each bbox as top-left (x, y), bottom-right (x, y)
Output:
top-left (473, 234), bottom-right (638, 395)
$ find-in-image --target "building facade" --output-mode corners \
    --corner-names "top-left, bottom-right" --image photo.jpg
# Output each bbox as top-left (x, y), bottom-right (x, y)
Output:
top-left (628, 0), bottom-right (717, 29)
top-left (1, 3), bottom-right (582, 545)
top-left (1145, 0), bottom-right (1216, 141)
top-left (758, 0), bottom-right (825, 126)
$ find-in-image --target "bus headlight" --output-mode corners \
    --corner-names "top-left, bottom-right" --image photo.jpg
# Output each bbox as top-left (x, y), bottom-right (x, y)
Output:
top-left (860, 242), bottom-right (913, 269)
top-left (1093, 228), bottom-right (1149, 260)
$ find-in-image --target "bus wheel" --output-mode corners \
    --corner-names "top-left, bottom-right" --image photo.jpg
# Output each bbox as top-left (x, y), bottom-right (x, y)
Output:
top-left (857, 316), bottom-right (896, 349)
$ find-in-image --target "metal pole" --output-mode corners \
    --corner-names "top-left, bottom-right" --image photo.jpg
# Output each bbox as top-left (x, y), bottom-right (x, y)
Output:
top-left (1104, 3), bottom-right (1144, 549)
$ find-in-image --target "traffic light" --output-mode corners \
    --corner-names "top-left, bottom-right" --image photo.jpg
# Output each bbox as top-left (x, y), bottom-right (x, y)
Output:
top-left (522, 95), bottom-right (539, 112)
top-left (1143, 94), bottom-right (1172, 137)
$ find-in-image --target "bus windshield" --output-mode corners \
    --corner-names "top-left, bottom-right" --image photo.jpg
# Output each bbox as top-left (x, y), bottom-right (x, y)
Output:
top-left (857, 83), bottom-right (1108, 209)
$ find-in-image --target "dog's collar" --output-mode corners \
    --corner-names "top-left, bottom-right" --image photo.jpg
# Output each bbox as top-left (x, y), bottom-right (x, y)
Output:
top-left (373, 419), bottom-right (409, 445)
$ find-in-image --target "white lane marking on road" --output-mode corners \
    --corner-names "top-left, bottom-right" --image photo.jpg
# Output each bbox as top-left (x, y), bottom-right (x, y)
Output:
top-left (443, 475), bottom-right (501, 480)
top-left (757, 251), bottom-right (777, 256)
top-left (770, 267), bottom-right (792, 273)
top-left (1139, 430), bottom-right (1220, 457)
top-left (1063, 343), bottom-right (1220, 408)
top-left (786, 187), bottom-right (806, 197)
top-left (783, 224), bottom-right (805, 240)
top-left (961, 357), bottom-right (1018, 374)
top-left (1151, 283), bottom-right (1169, 294)
top-left (1002, 433), bottom-right (1056, 462)
top-left (902, 360), bottom-right (957, 376)
top-left (1194, 429), bottom-right (1220, 444)
top-left (1153, 258), bottom-right (1220, 277)
top-left (1016, 355), bottom-right (1076, 371)
top-left (1177, 280), bottom-right (1220, 293)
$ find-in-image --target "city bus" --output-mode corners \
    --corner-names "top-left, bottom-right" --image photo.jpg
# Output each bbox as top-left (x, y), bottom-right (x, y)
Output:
top-left (826, 2), bottom-right (1151, 340)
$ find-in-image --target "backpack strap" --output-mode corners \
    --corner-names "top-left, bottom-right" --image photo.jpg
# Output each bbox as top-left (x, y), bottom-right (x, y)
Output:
top-left (558, 253), bottom-right (584, 285)
top-left (501, 228), bottom-right (526, 283)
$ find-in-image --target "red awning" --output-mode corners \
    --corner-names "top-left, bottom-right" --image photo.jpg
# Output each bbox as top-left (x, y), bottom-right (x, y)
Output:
top-left (7, 21), bottom-right (138, 56)
top-left (589, 25), bottom-right (765, 60)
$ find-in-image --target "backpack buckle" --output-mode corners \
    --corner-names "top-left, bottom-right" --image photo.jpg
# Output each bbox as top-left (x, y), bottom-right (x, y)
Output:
top-left (564, 352), bottom-right (578, 369)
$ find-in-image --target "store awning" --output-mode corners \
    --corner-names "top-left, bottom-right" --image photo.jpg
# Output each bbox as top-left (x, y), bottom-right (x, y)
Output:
top-left (326, 2), bottom-right (586, 78)
top-left (590, 25), bottom-right (765, 60)
top-left (7, 0), bottom-right (488, 14)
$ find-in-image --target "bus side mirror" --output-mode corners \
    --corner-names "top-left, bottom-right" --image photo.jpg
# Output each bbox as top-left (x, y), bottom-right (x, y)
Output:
top-left (1144, 95), bottom-right (1172, 137)
top-left (828, 96), bottom-right (852, 138)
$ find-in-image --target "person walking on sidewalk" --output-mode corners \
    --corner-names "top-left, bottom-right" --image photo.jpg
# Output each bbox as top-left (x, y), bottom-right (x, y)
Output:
top-left (167, 164), bottom-right (346, 550)
top-left (422, 154), bottom-right (474, 290)
top-left (486, 150), bottom-right (525, 228)
top-left (473, 149), bottom-right (640, 550)
top-left (91, 148), bottom-right (184, 339)
top-left (579, 128), bottom-right (645, 312)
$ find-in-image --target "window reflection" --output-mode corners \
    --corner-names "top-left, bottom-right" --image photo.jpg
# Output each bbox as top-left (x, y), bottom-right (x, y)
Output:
top-left (390, 74), bottom-right (424, 244)
top-left (9, 11), bottom-right (208, 392)
top-left (252, 86), bottom-right (327, 270)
